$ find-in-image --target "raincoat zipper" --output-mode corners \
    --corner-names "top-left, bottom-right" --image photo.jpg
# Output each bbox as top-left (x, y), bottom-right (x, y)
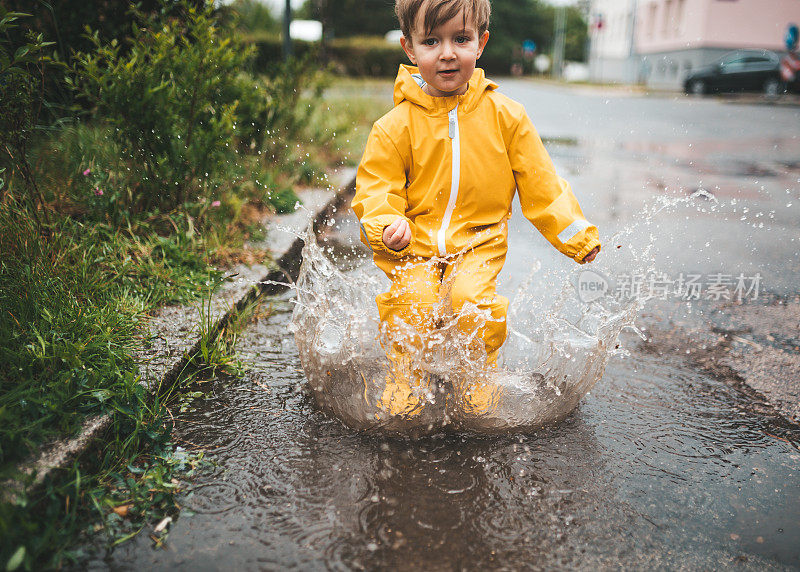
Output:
top-left (437, 104), bottom-right (460, 257)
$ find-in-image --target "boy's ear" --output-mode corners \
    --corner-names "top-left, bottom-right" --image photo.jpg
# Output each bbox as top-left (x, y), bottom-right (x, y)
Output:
top-left (400, 36), bottom-right (417, 65)
top-left (476, 30), bottom-right (490, 59)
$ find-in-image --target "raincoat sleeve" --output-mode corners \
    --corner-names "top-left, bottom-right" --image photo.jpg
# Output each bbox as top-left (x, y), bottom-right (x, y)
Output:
top-left (509, 113), bottom-right (601, 263)
top-left (352, 123), bottom-right (413, 257)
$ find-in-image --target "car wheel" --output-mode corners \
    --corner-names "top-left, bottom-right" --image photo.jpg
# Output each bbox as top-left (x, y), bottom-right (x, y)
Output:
top-left (689, 80), bottom-right (705, 95)
top-left (763, 78), bottom-right (783, 98)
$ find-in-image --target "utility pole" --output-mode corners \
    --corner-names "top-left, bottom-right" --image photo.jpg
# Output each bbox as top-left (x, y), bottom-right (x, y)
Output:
top-left (283, 0), bottom-right (293, 61)
top-left (628, 0), bottom-right (639, 84)
top-left (317, 0), bottom-right (328, 63)
top-left (552, 5), bottom-right (566, 79)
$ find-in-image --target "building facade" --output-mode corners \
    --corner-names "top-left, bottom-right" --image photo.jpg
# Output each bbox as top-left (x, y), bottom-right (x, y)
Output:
top-left (588, 0), bottom-right (639, 84)
top-left (589, 0), bottom-right (800, 89)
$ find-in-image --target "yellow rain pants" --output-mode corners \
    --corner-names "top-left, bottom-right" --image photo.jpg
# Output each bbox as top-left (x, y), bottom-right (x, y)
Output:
top-left (375, 242), bottom-right (507, 417)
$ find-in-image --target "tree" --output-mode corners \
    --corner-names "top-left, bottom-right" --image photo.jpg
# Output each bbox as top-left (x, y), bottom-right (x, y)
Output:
top-left (2, 1), bottom-right (204, 59)
top-left (227, 0), bottom-right (280, 34)
top-left (482, 0), bottom-right (553, 72)
top-left (564, 5), bottom-right (588, 61)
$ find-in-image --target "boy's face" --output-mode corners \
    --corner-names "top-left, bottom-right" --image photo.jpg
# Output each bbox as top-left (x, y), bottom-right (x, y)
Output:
top-left (401, 7), bottom-right (490, 97)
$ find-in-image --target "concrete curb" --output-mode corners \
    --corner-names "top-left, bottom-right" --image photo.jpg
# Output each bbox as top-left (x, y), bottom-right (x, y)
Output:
top-left (155, 175), bottom-right (356, 395)
top-left (5, 174), bottom-right (356, 500)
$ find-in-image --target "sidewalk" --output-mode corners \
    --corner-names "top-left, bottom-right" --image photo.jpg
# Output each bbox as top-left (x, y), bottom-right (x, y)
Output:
top-left (521, 75), bottom-right (800, 105)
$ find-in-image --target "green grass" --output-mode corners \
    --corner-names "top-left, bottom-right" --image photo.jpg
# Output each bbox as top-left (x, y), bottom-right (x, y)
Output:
top-left (0, 195), bottom-right (227, 568)
top-left (0, 202), bottom-right (223, 469)
top-left (317, 77), bottom-right (394, 165)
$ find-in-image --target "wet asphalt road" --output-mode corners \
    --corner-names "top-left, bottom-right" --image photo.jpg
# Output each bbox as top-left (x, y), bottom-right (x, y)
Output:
top-left (498, 80), bottom-right (800, 421)
top-left (499, 79), bottom-right (800, 294)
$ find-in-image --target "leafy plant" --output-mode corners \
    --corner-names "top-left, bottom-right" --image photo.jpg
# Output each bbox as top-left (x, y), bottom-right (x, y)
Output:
top-left (67, 0), bottom-right (312, 226)
top-left (187, 288), bottom-right (264, 378)
top-left (0, 193), bottom-right (224, 568)
top-left (71, 1), bottom-right (251, 215)
top-left (0, 8), bottom-right (58, 227)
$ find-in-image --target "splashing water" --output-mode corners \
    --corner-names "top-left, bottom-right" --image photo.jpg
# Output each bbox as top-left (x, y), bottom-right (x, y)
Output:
top-left (289, 194), bottom-right (705, 434)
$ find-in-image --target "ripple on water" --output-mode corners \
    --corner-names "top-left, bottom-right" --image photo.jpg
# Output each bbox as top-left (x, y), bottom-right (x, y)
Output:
top-left (181, 481), bottom-right (242, 515)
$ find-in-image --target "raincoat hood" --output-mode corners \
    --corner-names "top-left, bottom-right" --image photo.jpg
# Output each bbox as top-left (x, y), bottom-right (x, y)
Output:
top-left (393, 64), bottom-right (498, 113)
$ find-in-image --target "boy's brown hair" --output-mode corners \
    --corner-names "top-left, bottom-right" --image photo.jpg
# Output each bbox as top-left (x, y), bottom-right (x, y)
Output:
top-left (396, 0), bottom-right (491, 39)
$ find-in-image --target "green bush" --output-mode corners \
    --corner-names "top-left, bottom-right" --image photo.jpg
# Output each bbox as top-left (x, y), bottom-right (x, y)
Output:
top-left (246, 32), bottom-right (318, 73)
top-left (328, 36), bottom-right (407, 77)
top-left (247, 35), bottom-right (405, 78)
top-left (2, 1), bottom-right (205, 63)
top-left (67, 1), bottom-right (347, 226)
top-left (245, 34), bottom-right (517, 78)
top-left (71, 2), bottom-right (252, 216)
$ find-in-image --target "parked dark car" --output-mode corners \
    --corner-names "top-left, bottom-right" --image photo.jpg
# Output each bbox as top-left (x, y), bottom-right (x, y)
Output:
top-left (683, 49), bottom-right (787, 96)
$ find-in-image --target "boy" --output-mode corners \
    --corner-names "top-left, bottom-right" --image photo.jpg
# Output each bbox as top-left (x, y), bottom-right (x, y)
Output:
top-left (352, 0), bottom-right (600, 418)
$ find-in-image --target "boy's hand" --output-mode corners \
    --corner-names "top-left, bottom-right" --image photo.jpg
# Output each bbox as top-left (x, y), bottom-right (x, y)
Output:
top-left (382, 217), bottom-right (411, 251)
top-left (581, 246), bottom-right (600, 263)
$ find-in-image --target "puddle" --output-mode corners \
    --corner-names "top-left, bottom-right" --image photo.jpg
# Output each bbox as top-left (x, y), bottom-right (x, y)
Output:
top-left (290, 223), bottom-right (645, 434)
top-left (90, 297), bottom-right (799, 570)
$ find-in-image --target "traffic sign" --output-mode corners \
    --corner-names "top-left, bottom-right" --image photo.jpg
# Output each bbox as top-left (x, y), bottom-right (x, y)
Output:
top-left (523, 39), bottom-right (536, 56)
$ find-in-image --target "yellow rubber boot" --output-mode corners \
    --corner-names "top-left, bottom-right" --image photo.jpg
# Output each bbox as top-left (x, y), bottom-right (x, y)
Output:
top-left (459, 350), bottom-right (501, 416)
top-left (378, 353), bottom-right (431, 417)
top-left (373, 259), bottom-right (441, 418)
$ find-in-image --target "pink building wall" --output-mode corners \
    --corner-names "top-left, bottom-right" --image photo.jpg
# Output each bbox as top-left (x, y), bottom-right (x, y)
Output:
top-left (636, 0), bottom-right (799, 54)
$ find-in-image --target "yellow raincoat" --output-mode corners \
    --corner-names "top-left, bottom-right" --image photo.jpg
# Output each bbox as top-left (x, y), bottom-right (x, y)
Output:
top-left (352, 65), bottom-right (600, 415)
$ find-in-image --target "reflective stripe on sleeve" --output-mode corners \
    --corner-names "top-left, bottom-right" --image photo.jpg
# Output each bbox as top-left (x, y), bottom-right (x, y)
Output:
top-left (359, 221), bottom-right (374, 253)
top-left (557, 219), bottom-right (591, 243)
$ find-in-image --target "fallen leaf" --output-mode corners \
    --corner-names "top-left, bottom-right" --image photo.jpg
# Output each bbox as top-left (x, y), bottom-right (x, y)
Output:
top-left (112, 504), bottom-right (132, 517)
top-left (154, 516), bottom-right (173, 533)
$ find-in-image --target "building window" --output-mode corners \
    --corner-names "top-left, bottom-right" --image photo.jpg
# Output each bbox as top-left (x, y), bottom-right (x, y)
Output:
top-left (675, 0), bottom-right (685, 36)
top-left (648, 2), bottom-right (657, 38)
top-left (663, 0), bottom-right (673, 37)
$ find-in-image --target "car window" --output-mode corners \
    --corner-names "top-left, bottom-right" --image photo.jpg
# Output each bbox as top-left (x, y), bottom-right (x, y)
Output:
top-left (721, 58), bottom-right (747, 72)
top-left (742, 55), bottom-right (779, 71)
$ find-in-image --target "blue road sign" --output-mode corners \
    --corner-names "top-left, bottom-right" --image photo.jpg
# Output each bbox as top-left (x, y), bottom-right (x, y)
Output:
top-left (523, 39), bottom-right (536, 56)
